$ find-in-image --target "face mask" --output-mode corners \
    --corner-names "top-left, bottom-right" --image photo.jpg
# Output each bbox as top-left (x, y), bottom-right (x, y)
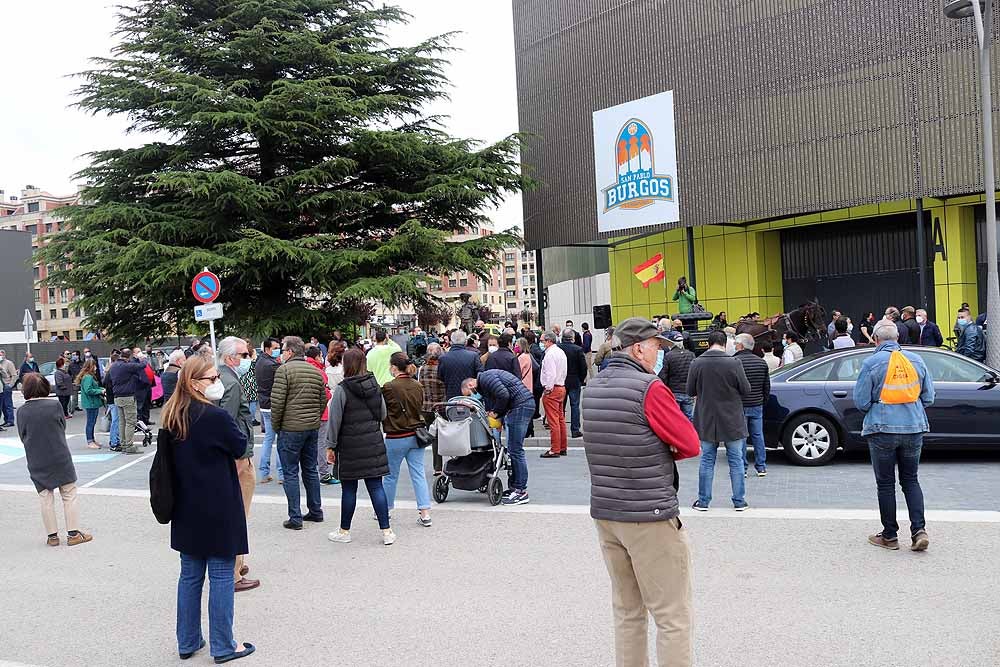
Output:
top-left (270, 349), bottom-right (281, 359)
top-left (203, 380), bottom-right (225, 401)
top-left (238, 358), bottom-right (252, 374)
top-left (488, 345), bottom-right (499, 354)
top-left (957, 318), bottom-right (969, 327)
top-left (916, 316), bottom-right (925, 324)
top-left (470, 392), bottom-right (482, 402)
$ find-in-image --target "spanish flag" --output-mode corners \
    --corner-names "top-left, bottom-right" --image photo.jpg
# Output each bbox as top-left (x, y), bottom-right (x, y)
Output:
top-left (633, 253), bottom-right (665, 287)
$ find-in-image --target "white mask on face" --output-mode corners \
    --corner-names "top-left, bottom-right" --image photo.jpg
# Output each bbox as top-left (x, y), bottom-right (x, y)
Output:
top-left (203, 380), bottom-right (225, 401)
top-left (916, 316), bottom-right (926, 324)
top-left (488, 345), bottom-right (499, 354)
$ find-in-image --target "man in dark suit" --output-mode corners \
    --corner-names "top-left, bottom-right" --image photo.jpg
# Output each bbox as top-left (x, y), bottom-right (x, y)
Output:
top-left (438, 329), bottom-right (483, 399)
top-left (217, 336), bottom-right (260, 593)
top-left (564, 320), bottom-right (584, 348)
top-left (916, 309), bottom-right (944, 347)
top-left (558, 329), bottom-right (589, 439)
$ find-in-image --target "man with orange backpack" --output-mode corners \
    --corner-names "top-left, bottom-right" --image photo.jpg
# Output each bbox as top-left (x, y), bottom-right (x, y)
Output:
top-left (853, 319), bottom-right (935, 553)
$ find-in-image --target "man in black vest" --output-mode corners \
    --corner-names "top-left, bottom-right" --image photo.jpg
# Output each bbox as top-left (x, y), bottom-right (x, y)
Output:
top-left (582, 318), bottom-right (700, 667)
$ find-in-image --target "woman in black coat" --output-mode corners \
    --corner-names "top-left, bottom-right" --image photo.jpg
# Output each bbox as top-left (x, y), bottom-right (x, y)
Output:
top-left (325, 348), bottom-right (393, 546)
top-left (159, 356), bottom-right (255, 664)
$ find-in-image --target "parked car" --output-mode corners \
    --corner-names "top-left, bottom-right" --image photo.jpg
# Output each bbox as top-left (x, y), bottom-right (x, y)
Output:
top-left (764, 346), bottom-right (1000, 466)
top-left (38, 361), bottom-right (57, 393)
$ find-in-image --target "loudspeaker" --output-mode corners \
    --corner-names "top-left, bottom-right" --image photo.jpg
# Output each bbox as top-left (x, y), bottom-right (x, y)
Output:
top-left (593, 304), bottom-right (612, 329)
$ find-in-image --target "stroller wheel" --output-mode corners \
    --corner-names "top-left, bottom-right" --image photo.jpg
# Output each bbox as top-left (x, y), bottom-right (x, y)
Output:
top-left (478, 484), bottom-right (488, 494)
top-left (433, 476), bottom-right (449, 504)
top-left (488, 477), bottom-right (504, 506)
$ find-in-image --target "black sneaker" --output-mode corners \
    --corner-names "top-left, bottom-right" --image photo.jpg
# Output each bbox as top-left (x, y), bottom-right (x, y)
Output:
top-left (283, 520), bottom-right (303, 530)
top-left (756, 468), bottom-right (767, 477)
top-left (733, 501), bottom-right (749, 512)
top-left (302, 513), bottom-right (324, 523)
top-left (502, 489), bottom-right (530, 506)
top-left (692, 500), bottom-right (709, 511)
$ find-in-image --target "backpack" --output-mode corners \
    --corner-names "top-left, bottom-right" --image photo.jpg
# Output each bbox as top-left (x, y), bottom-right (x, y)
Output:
top-left (149, 428), bottom-right (175, 524)
top-left (879, 350), bottom-right (921, 405)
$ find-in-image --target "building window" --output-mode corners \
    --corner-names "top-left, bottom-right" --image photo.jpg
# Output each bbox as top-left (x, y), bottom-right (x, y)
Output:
top-left (26, 224), bottom-right (37, 236)
top-left (509, 301), bottom-right (518, 310)
top-left (506, 278), bottom-right (516, 286)
top-left (27, 202), bottom-right (39, 213)
top-left (448, 279), bottom-right (457, 288)
top-left (506, 290), bottom-right (516, 298)
top-left (60, 288), bottom-right (69, 303)
top-left (49, 309), bottom-right (57, 320)
top-left (34, 288), bottom-right (40, 302)
top-left (490, 296), bottom-right (496, 304)
top-left (459, 278), bottom-right (468, 287)
top-left (481, 294), bottom-right (488, 303)
top-left (48, 287), bottom-right (56, 301)
top-left (504, 253), bottom-right (516, 262)
top-left (505, 266), bottom-right (515, 274)
top-left (431, 281), bottom-right (442, 291)
top-left (61, 308), bottom-right (69, 319)
top-left (75, 308), bottom-right (82, 317)
top-left (75, 330), bottom-right (84, 341)
top-left (32, 266), bottom-right (39, 280)
top-left (44, 222), bottom-right (52, 233)
top-left (63, 331), bottom-right (70, 340)
top-left (35, 310), bottom-right (41, 322)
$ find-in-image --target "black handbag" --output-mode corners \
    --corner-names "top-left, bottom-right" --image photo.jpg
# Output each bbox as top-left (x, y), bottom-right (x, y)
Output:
top-left (414, 425), bottom-right (434, 448)
top-left (149, 428), bottom-right (175, 524)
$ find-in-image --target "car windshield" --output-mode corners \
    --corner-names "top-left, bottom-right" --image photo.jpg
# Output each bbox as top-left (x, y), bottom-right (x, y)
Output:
top-left (770, 351), bottom-right (836, 378)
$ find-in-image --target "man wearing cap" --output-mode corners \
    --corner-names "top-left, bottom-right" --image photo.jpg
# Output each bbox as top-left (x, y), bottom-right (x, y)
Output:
top-left (658, 330), bottom-right (696, 421)
top-left (688, 330), bottom-right (752, 511)
top-left (582, 317), bottom-right (701, 667)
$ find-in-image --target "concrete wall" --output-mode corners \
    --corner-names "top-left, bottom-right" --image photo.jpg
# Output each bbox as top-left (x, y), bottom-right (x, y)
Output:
top-left (545, 273), bottom-right (610, 330)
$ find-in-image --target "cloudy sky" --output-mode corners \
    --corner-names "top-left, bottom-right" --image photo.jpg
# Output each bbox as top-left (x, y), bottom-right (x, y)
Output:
top-left (0, 1), bottom-right (522, 230)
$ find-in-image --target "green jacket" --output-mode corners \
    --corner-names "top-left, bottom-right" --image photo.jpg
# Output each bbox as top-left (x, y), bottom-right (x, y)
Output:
top-left (79, 374), bottom-right (105, 409)
top-left (270, 357), bottom-right (328, 433)
top-left (671, 286), bottom-right (697, 314)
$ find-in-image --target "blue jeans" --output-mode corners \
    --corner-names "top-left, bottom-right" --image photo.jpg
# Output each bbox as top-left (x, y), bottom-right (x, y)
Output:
top-left (697, 440), bottom-right (746, 506)
top-left (504, 403), bottom-right (533, 490)
top-left (868, 433), bottom-right (926, 540)
top-left (257, 411), bottom-right (282, 481)
top-left (85, 407), bottom-right (99, 442)
top-left (341, 477), bottom-right (390, 530)
top-left (742, 405), bottom-right (766, 471)
top-left (176, 553), bottom-right (237, 658)
top-left (674, 392), bottom-right (695, 423)
top-left (248, 401), bottom-right (258, 422)
top-left (277, 429), bottom-right (323, 524)
top-left (566, 386), bottom-right (582, 434)
top-left (1, 385), bottom-right (14, 423)
top-left (107, 405), bottom-right (120, 446)
top-left (384, 436), bottom-right (431, 510)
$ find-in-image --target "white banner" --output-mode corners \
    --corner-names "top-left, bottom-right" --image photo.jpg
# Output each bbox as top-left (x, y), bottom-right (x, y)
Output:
top-left (593, 90), bottom-right (679, 233)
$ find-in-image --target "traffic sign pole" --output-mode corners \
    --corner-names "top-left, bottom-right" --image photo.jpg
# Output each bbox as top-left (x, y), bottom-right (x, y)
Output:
top-left (209, 319), bottom-right (217, 367)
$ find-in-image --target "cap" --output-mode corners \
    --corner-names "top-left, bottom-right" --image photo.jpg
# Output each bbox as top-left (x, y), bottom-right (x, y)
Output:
top-left (614, 317), bottom-right (671, 348)
top-left (667, 331), bottom-right (684, 343)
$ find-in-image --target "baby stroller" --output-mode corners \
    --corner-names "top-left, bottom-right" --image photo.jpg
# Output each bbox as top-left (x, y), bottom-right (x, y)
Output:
top-left (431, 398), bottom-right (511, 506)
top-left (135, 420), bottom-right (154, 448)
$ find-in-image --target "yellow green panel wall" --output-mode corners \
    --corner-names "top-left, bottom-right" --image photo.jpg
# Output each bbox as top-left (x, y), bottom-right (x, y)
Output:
top-left (609, 197), bottom-right (983, 326)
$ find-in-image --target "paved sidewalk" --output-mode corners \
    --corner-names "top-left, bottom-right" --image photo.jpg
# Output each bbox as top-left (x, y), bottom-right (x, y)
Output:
top-left (2, 489), bottom-right (998, 667)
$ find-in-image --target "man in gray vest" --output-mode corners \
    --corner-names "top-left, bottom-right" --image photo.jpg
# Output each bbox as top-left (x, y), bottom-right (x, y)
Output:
top-left (582, 317), bottom-right (701, 667)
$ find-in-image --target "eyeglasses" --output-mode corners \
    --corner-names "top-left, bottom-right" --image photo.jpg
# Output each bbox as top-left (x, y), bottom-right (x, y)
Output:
top-left (198, 375), bottom-right (220, 382)
top-left (239, 352), bottom-right (251, 358)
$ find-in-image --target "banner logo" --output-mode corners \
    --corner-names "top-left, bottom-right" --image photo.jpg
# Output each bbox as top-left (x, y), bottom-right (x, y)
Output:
top-left (602, 119), bottom-right (674, 212)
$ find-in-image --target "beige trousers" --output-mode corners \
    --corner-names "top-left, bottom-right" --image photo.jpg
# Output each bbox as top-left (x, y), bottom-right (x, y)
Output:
top-left (39, 483), bottom-right (79, 535)
top-left (235, 458), bottom-right (255, 580)
top-left (596, 517), bottom-right (692, 667)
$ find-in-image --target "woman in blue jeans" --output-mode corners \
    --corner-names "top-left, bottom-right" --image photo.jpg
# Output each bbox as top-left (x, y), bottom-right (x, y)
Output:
top-left (161, 355), bottom-right (255, 663)
top-left (381, 353), bottom-right (432, 527)
top-left (76, 360), bottom-right (106, 449)
top-left (325, 348), bottom-right (394, 545)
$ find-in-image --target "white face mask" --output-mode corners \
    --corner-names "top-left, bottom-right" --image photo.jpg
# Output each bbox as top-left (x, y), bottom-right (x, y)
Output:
top-left (203, 380), bottom-right (225, 401)
top-left (488, 345), bottom-right (499, 354)
top-left (916, 316), bottom-right (926, 324)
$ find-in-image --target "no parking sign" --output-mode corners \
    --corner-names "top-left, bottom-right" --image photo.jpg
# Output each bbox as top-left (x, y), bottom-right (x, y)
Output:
top-left (191, 271), bottom-right (222, 304)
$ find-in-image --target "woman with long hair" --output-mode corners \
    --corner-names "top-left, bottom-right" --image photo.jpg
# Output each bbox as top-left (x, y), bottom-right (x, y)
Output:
top-left (325, 348), bottom-right (394, 545)
top-left (381, 352), bottom-right (432, 527)
top-left (161, 355), bottom-right (255, 663)
top-left (76, 359), bottom-right (106, 449)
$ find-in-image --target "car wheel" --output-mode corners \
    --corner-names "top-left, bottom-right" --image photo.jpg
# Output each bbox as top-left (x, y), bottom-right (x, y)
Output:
top-left (782, 413), bottom-right (839, 466)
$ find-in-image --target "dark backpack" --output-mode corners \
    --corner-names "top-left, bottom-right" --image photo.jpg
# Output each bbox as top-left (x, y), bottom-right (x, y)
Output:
top-left (149, 428), bottom-right (175, 524)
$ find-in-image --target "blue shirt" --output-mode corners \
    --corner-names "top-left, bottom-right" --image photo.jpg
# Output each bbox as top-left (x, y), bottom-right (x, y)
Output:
top-left (853, 342), bottom-right (935, 436)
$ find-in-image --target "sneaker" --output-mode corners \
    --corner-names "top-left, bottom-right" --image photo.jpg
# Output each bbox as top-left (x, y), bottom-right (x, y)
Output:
top-left (502, 489), bottom-right (530, 506)
top-left (67, 531), bottom-right (93, 547)
top-left (868, 533), bottom-right (900, 550)
top-left (328, 530), bottom-right (352, 543)
top-left (382, 529), bottom-right (397, 546)
top-left (911, 530), bottom-right (930, 552)
top-left (320, 474), bottom-right (340, 485)
top-left (756, 468), bottom-right (767, 477)
top-left (418, 515), bottom-right (432, 527)
top-left (283, 520), bottom-right (303, 531)
top-left (692, 500), bottom-right (709, 511)
top-left (501, 488), bottom-right (515, 498)
top-left (733, 501), bottom-right (749, 512)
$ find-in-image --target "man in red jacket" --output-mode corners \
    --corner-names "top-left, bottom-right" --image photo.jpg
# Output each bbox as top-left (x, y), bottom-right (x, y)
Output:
top-left (582, 318), bottom-right (700, 667)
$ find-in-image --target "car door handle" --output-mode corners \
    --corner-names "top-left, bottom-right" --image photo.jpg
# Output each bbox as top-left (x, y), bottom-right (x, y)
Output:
top-left (832, 391), bottom-right (848, 398)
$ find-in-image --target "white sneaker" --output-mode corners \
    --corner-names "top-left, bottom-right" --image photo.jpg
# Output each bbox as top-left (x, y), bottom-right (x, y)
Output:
top-left (382, 529), bottom-right (396, 546)
top-left (418, 515), bottom-right (432, 527)
top-left (328, 530), bottom-right (351, 543)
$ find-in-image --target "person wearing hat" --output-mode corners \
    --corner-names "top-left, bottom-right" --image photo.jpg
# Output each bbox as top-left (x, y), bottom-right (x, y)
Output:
top-left (658, 330), bottom-right (696, 421)
top-left (688, 330), bottom-right (752, 511)
top-left (581, 317), bottom-right (700, 667)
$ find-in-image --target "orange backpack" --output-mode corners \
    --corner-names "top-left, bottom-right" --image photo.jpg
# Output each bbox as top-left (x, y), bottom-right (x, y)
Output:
top-left (879, 350), bottom-right (921, 404)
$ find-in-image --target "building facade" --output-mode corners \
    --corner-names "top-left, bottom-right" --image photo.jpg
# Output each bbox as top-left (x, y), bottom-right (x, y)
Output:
top-left (0, 187), bottom-right (89, 342)
top-left (513, 1), bottom-right (999, 332)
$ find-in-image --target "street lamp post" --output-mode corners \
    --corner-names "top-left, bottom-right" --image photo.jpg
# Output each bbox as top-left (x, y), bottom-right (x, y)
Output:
top-left (946, 0), bottom-right (1000, 367)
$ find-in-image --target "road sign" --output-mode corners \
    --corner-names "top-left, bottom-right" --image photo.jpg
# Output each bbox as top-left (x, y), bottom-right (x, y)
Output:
top-left (23, 309), bottom-right (33, 351)
top-left (22, 309), bottom-right (33, 327)
top-left (191, 271), bottom-right (222, 304)
top-left (194, 303), bottom-right (224, 322)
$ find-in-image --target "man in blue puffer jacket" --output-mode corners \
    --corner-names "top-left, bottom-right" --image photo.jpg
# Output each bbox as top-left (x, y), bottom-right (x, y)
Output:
top-left (468, 369), bottom-right (534, 506)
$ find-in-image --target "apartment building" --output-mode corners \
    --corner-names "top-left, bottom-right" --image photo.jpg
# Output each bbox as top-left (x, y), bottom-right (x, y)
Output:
top-left (0, 186), bottom-right (88, 341)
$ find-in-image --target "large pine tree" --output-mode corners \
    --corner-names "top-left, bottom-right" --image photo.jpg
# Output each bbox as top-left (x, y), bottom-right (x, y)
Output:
top-left (40, 0), bottom-right (525, 341)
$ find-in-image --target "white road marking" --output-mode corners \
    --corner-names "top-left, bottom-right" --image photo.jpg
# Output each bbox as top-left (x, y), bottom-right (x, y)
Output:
top-left (79, 452), bottom-right (155, 488)
top-left (0, 482), bottom-right (998, 522)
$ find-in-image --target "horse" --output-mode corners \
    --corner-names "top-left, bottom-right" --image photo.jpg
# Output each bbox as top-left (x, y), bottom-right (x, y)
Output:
top-left (736, 302), bottom-right (828, 351)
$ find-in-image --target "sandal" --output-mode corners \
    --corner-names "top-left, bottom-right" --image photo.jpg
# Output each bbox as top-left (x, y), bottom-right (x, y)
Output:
top-left (214, 642), bottom-right (255, 664)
